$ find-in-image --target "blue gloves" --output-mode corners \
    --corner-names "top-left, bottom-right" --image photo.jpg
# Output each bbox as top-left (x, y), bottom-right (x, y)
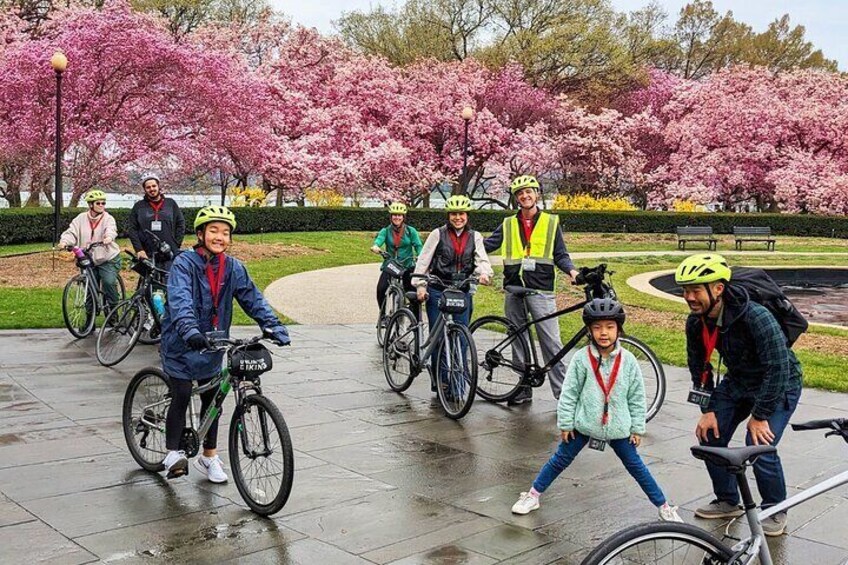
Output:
top-left (187, 333), bottom-right (211, 351)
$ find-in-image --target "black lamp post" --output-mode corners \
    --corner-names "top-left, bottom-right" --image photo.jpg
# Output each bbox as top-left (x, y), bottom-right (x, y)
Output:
top-left (50, 51), bottom-right (68, 246)
top-left (460, 106), bottom-right (474, 194)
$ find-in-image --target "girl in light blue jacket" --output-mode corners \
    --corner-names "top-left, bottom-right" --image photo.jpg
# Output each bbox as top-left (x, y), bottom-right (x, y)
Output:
top-left (510, 298), bottom-right (682, 523)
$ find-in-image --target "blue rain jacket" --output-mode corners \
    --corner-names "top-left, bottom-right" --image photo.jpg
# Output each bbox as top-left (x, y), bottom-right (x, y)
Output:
top-left (160, 249), bottom-right (287, 380)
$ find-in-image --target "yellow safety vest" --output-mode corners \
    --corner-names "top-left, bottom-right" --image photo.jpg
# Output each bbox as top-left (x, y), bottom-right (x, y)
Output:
top-left (502, 212), bottom-right (559, 290)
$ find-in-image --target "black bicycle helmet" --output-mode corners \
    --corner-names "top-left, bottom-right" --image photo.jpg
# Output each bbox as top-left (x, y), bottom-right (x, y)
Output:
top-left (582, 297), bottom-right (626, 326)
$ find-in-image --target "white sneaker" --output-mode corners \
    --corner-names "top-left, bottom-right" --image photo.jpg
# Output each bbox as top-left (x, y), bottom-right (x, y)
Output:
top-left (659, 504), bottom-right (684, 523)
top-left (163, 450), bottom-right (188, 479)
top-left (511, 492), bottom-right (540, 515)
top-left (194, 454), bottom-right (228, 484)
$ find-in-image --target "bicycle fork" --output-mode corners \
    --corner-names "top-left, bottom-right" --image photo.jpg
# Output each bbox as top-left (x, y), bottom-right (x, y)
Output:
top-left (234, 386), bottom-right (273, 459)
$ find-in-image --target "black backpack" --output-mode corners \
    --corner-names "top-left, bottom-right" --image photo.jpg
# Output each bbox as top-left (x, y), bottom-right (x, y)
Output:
top-left (729, 267), bottom-right (809, 347)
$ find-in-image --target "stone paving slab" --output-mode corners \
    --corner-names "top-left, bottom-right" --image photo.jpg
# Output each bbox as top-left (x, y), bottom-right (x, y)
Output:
top-left (1, 326), bottom-right (847, 564)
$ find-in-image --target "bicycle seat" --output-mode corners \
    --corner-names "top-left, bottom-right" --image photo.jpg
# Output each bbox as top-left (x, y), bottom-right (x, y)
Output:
top-left (405, 291), bottom-right (419, 302)
top-left (504, 285), bottom-right (538, 297)
top-left (690, 445), bottom-right (776, 470)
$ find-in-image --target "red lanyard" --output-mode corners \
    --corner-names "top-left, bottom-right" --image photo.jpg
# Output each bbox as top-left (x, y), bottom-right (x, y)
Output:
top-left (205, 254), bottom-right (227, 329)
top-left (587, 349), bottom-right (623, 425)
top-left (701, 321), bottom-right (720, 386)
top-left (391, 225), bottom-right (405, 255)
top-left (149, 199), bottom-right (165, 220)
top-left (448, 229), bottom-right (470, 272)
top-left (521, 216), bottom-right (534, 256)
top-left (88, 214), bottom-right (103, 238)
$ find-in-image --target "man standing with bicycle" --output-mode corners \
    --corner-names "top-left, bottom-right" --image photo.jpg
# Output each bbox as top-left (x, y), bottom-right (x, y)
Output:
top-left (127, 173), bottom-right (185, 268)
top-left (484, 175), bottom-right (579, 404)
top-left (676, 254), bottom-right (803, 536)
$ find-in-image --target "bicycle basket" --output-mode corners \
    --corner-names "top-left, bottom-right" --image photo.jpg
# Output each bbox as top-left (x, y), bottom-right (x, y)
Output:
top-left (384, 259), bottom-right (405, 278)
top-left (438, 289), bottom-right (468, 314)
top-left (229, 343), bottom-right (273, 379)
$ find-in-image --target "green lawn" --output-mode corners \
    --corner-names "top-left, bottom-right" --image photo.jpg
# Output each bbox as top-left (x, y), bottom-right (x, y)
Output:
top-left (2, 231), bottom-right (846, 392)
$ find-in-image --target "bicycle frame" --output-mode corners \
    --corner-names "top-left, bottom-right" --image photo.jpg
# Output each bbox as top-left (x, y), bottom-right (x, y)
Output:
top-left (730, 468), bottom-right (848, 565)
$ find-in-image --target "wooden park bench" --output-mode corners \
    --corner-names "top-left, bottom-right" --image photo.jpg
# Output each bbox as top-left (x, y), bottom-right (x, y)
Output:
top-left (676, 226), bottom-right (717, 251)
top-left (734, 226), bottom-right (775, 251)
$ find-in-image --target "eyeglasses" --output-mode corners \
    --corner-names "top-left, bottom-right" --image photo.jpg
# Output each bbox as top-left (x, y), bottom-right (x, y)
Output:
top-left (94, 201), bottom-right (106, 205)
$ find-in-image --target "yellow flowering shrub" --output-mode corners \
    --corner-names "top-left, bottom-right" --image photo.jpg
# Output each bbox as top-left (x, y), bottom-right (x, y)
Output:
top-left (229, 186), bottom-right (267, 207)
top-left (304, 188), bottom-right (345, 207)
top-left (671, 199), bottom-right (707, 212)
top-left (552, 193), bottom-right (637, 211)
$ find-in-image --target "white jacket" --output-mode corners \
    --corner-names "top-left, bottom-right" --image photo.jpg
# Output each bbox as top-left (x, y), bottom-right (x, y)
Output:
top-left (59, 211), bottom-right (120, 265)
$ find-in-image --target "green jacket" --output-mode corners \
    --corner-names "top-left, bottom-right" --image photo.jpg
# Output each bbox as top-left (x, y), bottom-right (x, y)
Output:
top-left (373, 224), bottom-right (423, 270)
top-left (558, 342), bottom-right (647, 441)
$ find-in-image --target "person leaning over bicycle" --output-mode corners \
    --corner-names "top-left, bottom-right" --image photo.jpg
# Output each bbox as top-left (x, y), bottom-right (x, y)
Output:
top-left (159, 205), bottom-right (291, 482)
top-left (58, 190), bottom-right (122, 313)
top-left (483, 175), bottom-right (580, 404)
top-left (676, 254), bottom-right (802, 536)
top-left (370, 202), bottom-right (423, 319)
top-left (414, 195), bottom-right (493, 391)
top-left (127, 173), bottom-right (185, 269)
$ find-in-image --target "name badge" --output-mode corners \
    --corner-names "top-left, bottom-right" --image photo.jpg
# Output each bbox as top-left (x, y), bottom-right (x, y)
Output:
top-left (688, 388), bottom-right (712, 408)
top-left (150, 220), bottom-right (163, 232)
top-left (521, 258), bottom-right (536, 272)
top-left (588, 438), bottom-right (606, 451)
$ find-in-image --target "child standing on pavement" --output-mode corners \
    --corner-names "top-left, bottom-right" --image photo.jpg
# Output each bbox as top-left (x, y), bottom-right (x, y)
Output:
top-left (511, 298), bottom-right (683, 523)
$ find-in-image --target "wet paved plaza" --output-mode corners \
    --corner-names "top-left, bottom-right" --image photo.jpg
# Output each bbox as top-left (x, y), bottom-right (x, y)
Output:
top-left (1, 325), bottom-right (848, 564)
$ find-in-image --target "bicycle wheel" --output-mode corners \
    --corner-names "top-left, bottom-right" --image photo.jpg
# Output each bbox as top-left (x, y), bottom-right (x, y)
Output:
top-left (62, 274), bottom-right (96, 338)
top-left (620, 336), bottom-right (666, 423)
top-left (229, 394), bottom-right (294, 516)
top-left (122, 368), bottom-right (171, 472)
top-left (382, 308), bottom-right (419, 392)
top-left (434, 323), bottom-right (477, 420)
top-left (377, 285), bottom-right (403, 346)
top-left (96, 299), bottom-right (144, 367)
top-left (581, 521), bottom-right (734, 565)
top-left (469, 315), bottom-right (529, 403)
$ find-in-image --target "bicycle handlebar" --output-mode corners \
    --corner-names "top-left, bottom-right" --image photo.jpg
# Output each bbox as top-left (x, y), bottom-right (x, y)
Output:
top-left (411, 273), bottom-right (479, 289)
top-left (791, 418), bottom-right (847, 432)
top-left (204, 329), bottom-right (289, 351)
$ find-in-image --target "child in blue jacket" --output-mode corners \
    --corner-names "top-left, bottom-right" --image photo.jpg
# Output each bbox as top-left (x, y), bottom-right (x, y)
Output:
top-left (160, 205), bottom-right (290, 482)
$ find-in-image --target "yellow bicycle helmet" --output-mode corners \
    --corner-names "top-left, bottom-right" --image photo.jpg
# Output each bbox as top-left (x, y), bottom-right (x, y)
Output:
top-left (445, 195), bottom-right (473, 212)
top-left (84, 190), bottom-right (107, 203)
top-left (194, 205), bottom-right (237, 231)
top-left (388, 202), bottom-right (408, 215)
top-left (675, 253), bottom-right (732, 285)
top-left (510, 175), bottom-right (540, 194)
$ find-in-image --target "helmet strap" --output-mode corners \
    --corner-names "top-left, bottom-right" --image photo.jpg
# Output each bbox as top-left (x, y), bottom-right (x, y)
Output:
top-left (703, 283), bottom-right (724, 318)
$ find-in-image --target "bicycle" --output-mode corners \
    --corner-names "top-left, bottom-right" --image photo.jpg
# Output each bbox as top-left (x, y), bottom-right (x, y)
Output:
top-left (136, 230), bottom-right (175, 346)
top-left (382, 273), bottom-right (478, 419)
top-left (469, 264), bottom-right (666, 422)
top-left (376, 250), bottom-right (412, 346)
top-left (581, 417), bottom-right (848, 564)
top-left (61, 242), bottom-right (126, 339)
top-left (122, 331), bottom-right (294, 516)
top-left (95, 248), bottom-right (169, 366)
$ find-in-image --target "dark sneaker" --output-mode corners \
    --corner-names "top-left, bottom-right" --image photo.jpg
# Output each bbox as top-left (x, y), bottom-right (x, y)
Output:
top-left (508, 388), bottom-right (532, 406)
top-left (761, 511), bottom-right (787, 537)
top-left (694, 499), bottom-right (744, 519)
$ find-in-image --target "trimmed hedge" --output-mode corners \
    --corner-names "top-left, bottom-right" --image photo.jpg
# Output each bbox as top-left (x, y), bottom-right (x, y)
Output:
top-left (1, 206), bottom-right (847, 244)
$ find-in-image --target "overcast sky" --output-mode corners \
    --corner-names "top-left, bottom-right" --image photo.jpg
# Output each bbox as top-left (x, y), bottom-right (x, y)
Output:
top-left (271, 0), bottom-right (846, 70)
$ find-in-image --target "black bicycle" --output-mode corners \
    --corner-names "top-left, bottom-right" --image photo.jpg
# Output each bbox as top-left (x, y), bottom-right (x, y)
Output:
top-left (382, 274), bottom-right (478, 419)
top-left (376, 251), bottom-right (412, 346)
top-left (122, 331), bottom-right (294, 516)
top-left (61, 241), bottom-right (126, 339)
top-left (137, 230), bottom-right (175, 346)
top-left (469, 264), bottom-right (666, 421)
top-left (95, 249), bottom-right (169, 366)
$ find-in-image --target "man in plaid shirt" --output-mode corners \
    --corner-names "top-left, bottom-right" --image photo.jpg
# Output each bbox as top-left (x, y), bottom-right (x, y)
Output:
top-left (675, 254), bottom-right (803, 537)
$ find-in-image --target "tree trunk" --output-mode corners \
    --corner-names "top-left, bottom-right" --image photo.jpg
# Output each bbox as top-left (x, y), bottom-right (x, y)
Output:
top-left (4, 189), bottom-right (21, 207)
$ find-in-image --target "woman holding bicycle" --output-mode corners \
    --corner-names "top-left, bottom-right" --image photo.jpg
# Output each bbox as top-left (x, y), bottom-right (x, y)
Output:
top-left (159, 205), bottom-right (291, 482)
top-left (58, 190), bottom-right (122, 312)
top-left (511, 298), bottom-right (683, 523)
top-left (370, 202), bottom-right (423, 318)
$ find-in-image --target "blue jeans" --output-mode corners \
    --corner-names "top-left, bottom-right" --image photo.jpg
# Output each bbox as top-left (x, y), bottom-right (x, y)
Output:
top-left (533, 432), bottom-right (666, 507)
top-left (700, 383), bottom-right (801, 509)
top-left (426, 288), bottom-right (472, 394)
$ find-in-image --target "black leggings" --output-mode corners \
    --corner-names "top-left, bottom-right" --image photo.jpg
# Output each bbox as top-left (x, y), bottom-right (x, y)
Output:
top-left (377, 270), bottom-right (420, 319)
top-left (165, 378), bottom-right (220, 451)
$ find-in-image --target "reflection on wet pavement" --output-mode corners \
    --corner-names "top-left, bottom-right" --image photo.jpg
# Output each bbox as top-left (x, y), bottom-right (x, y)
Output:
top-left (1, 326), bottom-right (847, 564)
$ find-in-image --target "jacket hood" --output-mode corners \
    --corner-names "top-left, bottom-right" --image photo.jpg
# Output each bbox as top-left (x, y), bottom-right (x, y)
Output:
top-left (721, 284), bottom-right (750, 328)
